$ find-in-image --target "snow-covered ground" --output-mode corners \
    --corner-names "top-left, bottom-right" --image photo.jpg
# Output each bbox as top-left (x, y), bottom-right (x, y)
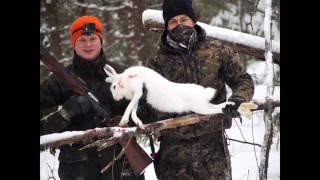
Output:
top-left (226, 109), bottom-right (280, 180)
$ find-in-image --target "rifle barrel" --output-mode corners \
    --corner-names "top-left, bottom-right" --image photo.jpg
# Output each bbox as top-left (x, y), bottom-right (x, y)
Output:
top-left (40, 46), bottom-right (111, 119)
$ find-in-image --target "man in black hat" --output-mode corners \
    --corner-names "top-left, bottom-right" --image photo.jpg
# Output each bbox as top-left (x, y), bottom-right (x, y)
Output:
top-left (145, 0), bottom-right (255, 179)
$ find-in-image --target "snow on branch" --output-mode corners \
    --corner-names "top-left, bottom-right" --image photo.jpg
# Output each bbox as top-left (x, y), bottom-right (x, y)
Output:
top-left (142, 9), bottom-right (280, 64)
top-left (40, 127), bottom-right (137, 150)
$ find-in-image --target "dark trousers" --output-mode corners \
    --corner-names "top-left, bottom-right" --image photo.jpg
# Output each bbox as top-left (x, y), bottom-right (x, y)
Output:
top-left (58, 160), bottom-right (102, 180)
top-left (58, 160), bottom-right (145, 180)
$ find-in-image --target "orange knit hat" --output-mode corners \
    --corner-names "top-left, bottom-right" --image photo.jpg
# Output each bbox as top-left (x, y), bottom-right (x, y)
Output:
top-left (69, 15), bottom-right (103, 47)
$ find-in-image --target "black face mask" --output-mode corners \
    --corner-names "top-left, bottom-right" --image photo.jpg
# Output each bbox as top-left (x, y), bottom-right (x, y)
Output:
top-left (166, 24), bottom-right (195, 49)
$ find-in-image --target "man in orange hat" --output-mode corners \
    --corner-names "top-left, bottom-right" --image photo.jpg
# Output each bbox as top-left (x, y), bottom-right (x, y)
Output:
top-left (40, 15), bottom-right (152, 180)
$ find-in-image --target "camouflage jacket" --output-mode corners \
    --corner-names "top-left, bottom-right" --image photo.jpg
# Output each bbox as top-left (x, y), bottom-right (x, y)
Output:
top-left (146, 24), bottom-right (254, 139)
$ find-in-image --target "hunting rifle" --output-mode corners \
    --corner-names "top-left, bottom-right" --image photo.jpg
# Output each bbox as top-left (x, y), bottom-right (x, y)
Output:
top-left (40, 46), bottom-right (152, 176)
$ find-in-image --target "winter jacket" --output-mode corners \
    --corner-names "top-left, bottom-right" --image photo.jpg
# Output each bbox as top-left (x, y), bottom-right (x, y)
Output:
top-left (40, 50), bottom-right (149, 179)
top-left (146, 24), bottom-right (254, 179)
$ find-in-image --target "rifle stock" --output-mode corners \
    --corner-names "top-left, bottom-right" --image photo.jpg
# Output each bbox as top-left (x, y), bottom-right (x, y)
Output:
top-left (40, 46), bottom-right (152, 176)
top-left (120, 138), bottom-right (153, 176)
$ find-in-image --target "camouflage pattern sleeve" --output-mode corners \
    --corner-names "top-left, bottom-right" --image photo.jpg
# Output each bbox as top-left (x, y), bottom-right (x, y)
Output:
top-left (218, 47), bottom-right (255, 103)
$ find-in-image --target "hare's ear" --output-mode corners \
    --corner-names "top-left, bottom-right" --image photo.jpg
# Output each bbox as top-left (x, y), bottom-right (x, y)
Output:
top-left (105, 77), bottom-right (114, 83)
top-left (104, 64), bottom-right (119, 79)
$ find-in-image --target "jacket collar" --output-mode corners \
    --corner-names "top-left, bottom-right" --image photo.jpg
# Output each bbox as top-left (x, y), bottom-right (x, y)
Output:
top-left (72, 49), bottom-right (108, 81)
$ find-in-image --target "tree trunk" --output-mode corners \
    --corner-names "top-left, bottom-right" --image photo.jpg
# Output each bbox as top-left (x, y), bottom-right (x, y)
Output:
top-left (132, 0), bottom-right (150, 65)
top-left (259, 0), bottom-right (274, 179)
top-left (43, 0), bottom-right (62, 59)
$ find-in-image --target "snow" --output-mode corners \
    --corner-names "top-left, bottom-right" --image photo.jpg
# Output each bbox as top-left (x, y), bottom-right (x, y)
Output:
top-left (40, 127), bottom-right (139, 147)
top-left (142, 9), bottom-right (164, 27)
top-left (40, 131), bottom-right (85, 145)
top-left (41, 150), bottom-right (60, 180)
top-left (198, 22), bottom-right (279, 54)
top-left (209, 3), bottom-right (280, 42)
top-left (226, 110), bottom-right (280, 180)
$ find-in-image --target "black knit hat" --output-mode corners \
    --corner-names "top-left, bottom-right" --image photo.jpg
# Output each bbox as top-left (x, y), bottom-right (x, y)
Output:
top-left (162, 0), bottom-right (197, 29)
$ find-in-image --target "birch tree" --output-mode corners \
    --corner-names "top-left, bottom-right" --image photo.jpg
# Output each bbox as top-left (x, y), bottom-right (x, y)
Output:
top-left (259, 0), bottom-right (276, 179)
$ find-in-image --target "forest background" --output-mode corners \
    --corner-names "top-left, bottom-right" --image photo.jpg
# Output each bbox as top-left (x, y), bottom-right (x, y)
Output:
top-left (40, 0), bottom-right (280, 83)
top-left (40, 0), bottom-right (280, 179)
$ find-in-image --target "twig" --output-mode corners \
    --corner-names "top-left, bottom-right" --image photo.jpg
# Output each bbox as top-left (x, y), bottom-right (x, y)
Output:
top-left (244, 0), bottom-right (260, 35)
top-left (252, 116), bottom-right (260, 170)
top-left (227, 137), bottom-right (261, 147)
top-left (97, 137), bottom-right (119, 151)
top-left (46, 162), bottom-right (57, 180)
top-left (233, 118), bottom-right (248, 142)
top-left (101, 136), bottom-right (133, 173)
top-left (40, 105), bottom-right (62, 122)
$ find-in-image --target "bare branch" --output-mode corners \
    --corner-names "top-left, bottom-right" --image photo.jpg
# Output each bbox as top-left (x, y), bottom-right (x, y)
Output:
top-left (46, 162), bottom-right (57, 180)
top-left (227, 137), bottom-right (261, 147)
top-left (252, 99), bottom-right (280, 112)
top-left (40, 100), bottom-right (279, 151)
top-left (40, 99), bottom-right (279, 175)
top-left (244, 0), bottom-right (260, 35)
top-left (40, 127), bottom-right (136, 150)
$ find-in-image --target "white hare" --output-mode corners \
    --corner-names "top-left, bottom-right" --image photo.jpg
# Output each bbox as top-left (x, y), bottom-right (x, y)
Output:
top-left (103, 64), bottom-right (240, 129)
